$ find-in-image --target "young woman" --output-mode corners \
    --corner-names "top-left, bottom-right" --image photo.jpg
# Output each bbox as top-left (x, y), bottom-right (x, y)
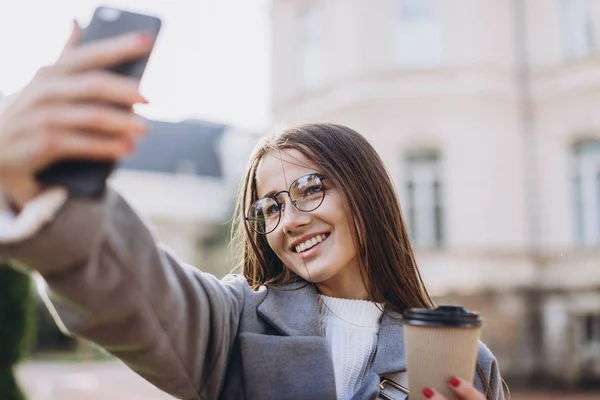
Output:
top-left (0, 24), bottom-right (504, 400)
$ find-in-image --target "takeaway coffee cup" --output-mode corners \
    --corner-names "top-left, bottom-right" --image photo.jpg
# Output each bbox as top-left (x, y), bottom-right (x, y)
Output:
top-left (402, 305), bottom-right (482, 400)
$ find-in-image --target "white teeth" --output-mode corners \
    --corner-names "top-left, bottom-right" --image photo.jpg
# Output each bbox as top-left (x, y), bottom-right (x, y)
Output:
top-left (294, 234), bottom-right (327, 253)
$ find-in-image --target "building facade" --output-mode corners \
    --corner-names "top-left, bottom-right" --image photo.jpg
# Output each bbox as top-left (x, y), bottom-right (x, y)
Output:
top-left (271, 0), bottom-right (600, 386)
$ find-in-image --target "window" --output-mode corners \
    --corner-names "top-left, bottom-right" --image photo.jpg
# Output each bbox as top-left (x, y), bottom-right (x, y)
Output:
top-left (579, 313), bottom-right (600, 377)
top-left (405, 149), bottom-right (443, 247)
top-left (297, 3), bottom-right (326, 89)
top-left (562, 0), bottom-right (597, 58)
top-left (395, 0), bottom-right (442, 68)
top-left (572, 140), bottom-right (600, 245)
top-left (583, 314), bottom-right (600, 344)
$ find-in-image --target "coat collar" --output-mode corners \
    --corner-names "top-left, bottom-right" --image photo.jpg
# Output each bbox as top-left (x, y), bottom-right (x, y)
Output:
top-left (372, 310), bottom-right (407, 375)
top-left (256, 281), bottom-right (407, 375)
top-left (256, 280), bottom-right (322, 336)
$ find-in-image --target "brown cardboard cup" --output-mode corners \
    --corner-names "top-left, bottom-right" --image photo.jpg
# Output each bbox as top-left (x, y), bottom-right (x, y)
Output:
top-left (402, 305), bottom-right (482, 400)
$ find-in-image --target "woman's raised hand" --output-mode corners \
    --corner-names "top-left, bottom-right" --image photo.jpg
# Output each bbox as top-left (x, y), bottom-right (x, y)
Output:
top-left (422, 377), bottom-right (486, 400)
top-left (0, 22), bottom-right (153, 209)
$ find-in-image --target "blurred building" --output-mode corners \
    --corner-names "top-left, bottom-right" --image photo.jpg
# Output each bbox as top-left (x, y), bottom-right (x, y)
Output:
top-left (271, 0), bottom-right (600, 387)
top-left (0, 91), bottom-right (256, 274)
top-left (110, 119), bottom-right (257, 275)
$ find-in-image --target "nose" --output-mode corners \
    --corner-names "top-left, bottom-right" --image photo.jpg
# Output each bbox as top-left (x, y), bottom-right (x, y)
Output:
top-left (279, 195), bottom-right (311, 234)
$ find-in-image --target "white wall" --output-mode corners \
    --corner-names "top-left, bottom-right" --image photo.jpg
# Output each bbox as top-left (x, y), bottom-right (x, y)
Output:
top-left (271, 0), bottom-right (600, 293)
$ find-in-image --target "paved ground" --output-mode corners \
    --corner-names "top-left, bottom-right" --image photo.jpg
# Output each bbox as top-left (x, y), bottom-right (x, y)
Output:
top-left (15, 360), bottom-right (600, 399)
top-left (17, 360), bottom-right (171, 400)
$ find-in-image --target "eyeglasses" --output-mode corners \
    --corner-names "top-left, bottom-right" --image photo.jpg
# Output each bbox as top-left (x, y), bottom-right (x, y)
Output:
top-left (245, 173), bottom-right (327, 234)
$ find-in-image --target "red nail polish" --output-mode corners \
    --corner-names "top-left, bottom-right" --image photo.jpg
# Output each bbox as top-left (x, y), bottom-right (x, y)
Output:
top-left (422, 387), bottom-right (435, 399)
top-left (137, 33), bottom-right (154, 46)
top-left (123, 141), bottom-right (135, 154)
top-left (449, 376), bottom-right (461, 387)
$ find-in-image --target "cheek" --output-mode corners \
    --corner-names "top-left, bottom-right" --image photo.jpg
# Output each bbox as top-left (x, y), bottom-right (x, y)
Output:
top-left (266, 232), bottom-right (286, 257)
top-left (321, 199), bottom-right (353, 235)
top-left (328, 207), bottom-right (357, 251)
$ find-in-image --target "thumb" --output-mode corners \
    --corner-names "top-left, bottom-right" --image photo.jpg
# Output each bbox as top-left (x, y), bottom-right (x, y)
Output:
top-left (59, 19), bottom-right (82, 56)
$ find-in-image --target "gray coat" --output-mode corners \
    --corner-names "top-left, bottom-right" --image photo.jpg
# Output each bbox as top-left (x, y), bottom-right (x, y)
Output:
top-left (1, 190), bottom-right (504, 399)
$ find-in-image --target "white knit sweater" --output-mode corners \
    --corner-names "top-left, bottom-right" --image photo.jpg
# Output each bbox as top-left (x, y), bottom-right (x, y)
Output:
top-left (318, 294), bottom-right (384, 400)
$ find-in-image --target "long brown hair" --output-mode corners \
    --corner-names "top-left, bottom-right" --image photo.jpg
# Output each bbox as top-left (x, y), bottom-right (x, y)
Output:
top-left (231, 123), bottom-right (494, 398)
top-left (232, 123), bottom-right (432, 310)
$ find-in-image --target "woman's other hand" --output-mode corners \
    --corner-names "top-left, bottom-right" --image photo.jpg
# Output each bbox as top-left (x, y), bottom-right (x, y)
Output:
top-left (0, 21), bottom-right (152, 209)
top-left (422, 377), bottom-right (486, 400)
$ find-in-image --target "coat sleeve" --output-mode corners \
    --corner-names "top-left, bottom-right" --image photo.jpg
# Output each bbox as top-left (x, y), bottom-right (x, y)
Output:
top-left (0, 188), bottom-right (245, 400)
top-left (474, 341), bottom-right (505, 400)
top-left (0, 186), bottom-right (67, 243)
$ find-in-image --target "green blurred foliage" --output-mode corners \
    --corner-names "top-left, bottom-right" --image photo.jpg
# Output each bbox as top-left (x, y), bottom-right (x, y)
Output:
top-left (0, 265), bottom-right (36, 400)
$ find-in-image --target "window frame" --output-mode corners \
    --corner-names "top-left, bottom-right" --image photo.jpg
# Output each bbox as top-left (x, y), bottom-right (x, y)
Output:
top-left (394, 0), bottom-right (443, 68)
top-left (572, 139), bottom-right (600, 246)
top-left (297, 2), bottom-right (326, 90)
top-left (561, 0), bottom-right (597, 59)
top-left (404, 149), bottom-right (444, 248)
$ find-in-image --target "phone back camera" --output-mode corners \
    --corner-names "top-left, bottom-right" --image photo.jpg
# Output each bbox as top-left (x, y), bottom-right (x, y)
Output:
top-left (97, 7), bottom-right (122, 23)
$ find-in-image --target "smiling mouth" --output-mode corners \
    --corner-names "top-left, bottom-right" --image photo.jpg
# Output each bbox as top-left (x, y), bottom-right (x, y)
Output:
top-left (293, 233), bottom-right (330, 253)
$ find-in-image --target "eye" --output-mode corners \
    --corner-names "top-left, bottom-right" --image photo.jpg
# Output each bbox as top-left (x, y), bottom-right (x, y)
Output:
top-left (304, 184), bottom-right (323, 197)
top-left (263, 202), bottom-right (280, 217)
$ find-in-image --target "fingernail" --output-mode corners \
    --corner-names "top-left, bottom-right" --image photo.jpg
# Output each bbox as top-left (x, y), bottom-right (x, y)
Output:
top-left (123, 140), bottom-right (135, 154)
top-left (137, 33), bottom-right (154, 46)
top-left (449, 376), bottom-right (461, 387)
top-left (133, 118), bottom-right (149, 135)
top-left (422, 387), bottom-right (435, 399)
top-left (70, 19), bottom-right (81, 39)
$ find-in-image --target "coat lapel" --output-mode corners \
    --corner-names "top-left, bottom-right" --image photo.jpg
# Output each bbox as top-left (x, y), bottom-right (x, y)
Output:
top-left (256, 284), bottom-right (408, 400)
top-left (256, 280), bottom-right (322, 336)
top-left (351, 309), bottom-right (408, 400)
top-left (249, 281), bottom-right (337, 400)
top-left (372, 310), bottom-right (407, 375)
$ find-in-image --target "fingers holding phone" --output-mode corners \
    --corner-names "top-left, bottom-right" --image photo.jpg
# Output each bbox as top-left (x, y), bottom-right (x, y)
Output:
top-left (56, 30), bottom-right (155, 74)
top-left (0, 7), bottom-right (161, 207)
top-left (35, 71), bottom-right (149, 108)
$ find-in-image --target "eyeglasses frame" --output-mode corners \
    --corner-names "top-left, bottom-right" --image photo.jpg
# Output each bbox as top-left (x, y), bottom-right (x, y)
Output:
top-left (245, 173), bottom-right (328, 235)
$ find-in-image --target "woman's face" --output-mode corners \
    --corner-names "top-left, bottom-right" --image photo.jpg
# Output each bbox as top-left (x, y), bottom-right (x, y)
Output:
top-left (255, 149), bottom-right (367, 299)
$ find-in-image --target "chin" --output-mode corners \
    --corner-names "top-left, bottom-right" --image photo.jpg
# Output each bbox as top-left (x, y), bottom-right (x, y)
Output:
top-left (294, 264), bottom-right (338, 284)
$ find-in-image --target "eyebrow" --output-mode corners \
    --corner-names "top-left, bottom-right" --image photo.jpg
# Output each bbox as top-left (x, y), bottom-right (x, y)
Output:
top-left (256, 183), bottom-right (281, 200)
top-left (260, 189), bottom-right (278, 199)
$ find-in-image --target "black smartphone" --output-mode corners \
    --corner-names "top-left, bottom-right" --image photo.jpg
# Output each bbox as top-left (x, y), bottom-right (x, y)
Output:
top-left (35, 7), bottom-right (162, 198)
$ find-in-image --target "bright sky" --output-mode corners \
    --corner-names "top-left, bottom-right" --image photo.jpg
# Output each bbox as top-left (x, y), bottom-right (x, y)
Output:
top-left (0, 0), bottom-right (271, 131)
